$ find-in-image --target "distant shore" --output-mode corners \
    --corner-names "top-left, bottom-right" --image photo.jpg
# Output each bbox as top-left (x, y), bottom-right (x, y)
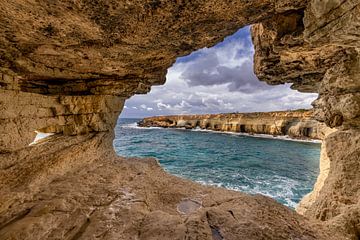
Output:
top-left (137, 110), bottom-right (334, 141)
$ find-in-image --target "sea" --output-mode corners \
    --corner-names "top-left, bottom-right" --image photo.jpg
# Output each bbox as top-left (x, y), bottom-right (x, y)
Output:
top-left (113, 118), bottom-right (321, 208)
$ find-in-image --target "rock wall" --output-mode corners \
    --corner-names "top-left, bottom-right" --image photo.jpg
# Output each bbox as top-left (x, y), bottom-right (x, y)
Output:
top-left (138, 110), bottom-right (334, 140)
top-left (251, 2), bottom-right (360, 231)
top-left (0, 0), bottom-right (359, 239)
top-left (0, 76), bottom-right (124, 152)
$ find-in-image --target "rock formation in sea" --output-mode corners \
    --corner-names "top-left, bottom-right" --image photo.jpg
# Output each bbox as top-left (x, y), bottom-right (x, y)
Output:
top-left (0, 1), bottom-right (359, 239)
top-left (138, 110), bottom-right (334, 140)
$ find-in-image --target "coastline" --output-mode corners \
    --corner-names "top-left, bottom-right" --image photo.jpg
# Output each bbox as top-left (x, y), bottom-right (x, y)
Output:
top-left (123, 121), bottom-right (322, 143)
top-left (136, 110), bottom-right (334, 142)
top-left (117, 119), bottom-right (322, 209)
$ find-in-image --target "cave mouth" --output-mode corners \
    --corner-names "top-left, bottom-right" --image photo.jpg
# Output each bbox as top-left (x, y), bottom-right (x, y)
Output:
top-left (114, 118), bottom-right (322, 208)
top-left (114, 26), bottom-right (322, 209)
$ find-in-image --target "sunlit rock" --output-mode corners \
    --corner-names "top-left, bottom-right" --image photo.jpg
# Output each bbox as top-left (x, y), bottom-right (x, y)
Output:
top-left (0, 0), bottom-right (359, 239)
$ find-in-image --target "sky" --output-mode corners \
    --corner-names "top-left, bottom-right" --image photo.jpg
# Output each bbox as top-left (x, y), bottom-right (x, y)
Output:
top-left (121, 26), bottom-right (318, 118)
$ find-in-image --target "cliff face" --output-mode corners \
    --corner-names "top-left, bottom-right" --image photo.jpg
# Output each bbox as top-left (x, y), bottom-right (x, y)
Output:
top-left (138, 110), bottom-right (334, 140)
top-left (0, 0), bottom-right (359, 239)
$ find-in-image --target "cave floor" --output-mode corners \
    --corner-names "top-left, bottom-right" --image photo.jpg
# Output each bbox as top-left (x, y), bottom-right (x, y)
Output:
top-left (0, 133), bottom-right (341, 240)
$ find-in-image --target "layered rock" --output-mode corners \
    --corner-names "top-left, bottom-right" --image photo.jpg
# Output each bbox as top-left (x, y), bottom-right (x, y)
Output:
top-left (0, 81), bottom-right (124, 152)
top-left (138, 110), bottom-right (334, 140)
top-left (251, 2), bottom-right (360, 235)
top-left (0, 133), bottom-right (339, 240)
top-left (0, 0), bottom-right (359, 239)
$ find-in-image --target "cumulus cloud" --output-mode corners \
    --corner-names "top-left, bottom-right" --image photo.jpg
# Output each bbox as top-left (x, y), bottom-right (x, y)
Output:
top-left (121, 26), bottom-right (318, 118)
top-left (179, 32), bottom-right (268, 93)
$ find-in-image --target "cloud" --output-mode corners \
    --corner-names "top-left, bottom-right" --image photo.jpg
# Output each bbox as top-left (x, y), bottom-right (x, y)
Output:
top-left (121, 26), bottom-right (318, 118)
top-left (179, 34), bottom-right (268, 94)
top-left (157, 102), bottom-right (171, 110)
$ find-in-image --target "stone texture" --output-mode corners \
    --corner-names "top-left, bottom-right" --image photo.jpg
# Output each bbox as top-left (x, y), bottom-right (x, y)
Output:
top-left (0, 0), bottom-right (306, 95)
top-left (251, 2), bottom-right (360, 236)
top-left (0, 0), bottom-right (359, 239)
top-left (0, 85), bottom-right (124, 152)
top-left (138, 110), bottom-right (334, 140)
top-left (0, 133), bottom-right (341, 240)
top-left (297, 130), bottom-right (360, 220)
top-left (304, 0), bottom-right (360, 48)
top-left (251, 10), bottom-right (346, 93)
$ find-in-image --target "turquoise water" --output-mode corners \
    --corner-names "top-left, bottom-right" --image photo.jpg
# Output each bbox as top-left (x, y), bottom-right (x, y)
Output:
top-left (113, 118), bottom-right (321, 208)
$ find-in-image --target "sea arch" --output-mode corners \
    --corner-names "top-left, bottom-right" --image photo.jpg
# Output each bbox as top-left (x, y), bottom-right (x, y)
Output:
top-left (0, 0), bottom-right (359, 239)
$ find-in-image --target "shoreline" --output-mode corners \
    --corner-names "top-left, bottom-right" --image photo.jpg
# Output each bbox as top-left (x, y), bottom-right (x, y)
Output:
top-left (124, 122), bottom-right (322, 144)
top-left (137, 110), bottom-right (332, 142)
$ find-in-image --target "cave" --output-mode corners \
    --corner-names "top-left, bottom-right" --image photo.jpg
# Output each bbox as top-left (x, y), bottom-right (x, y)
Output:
top-left (240, 124), bottom-right (246, 133)
top-left (0, 1), bottom-right (359, 240)
top-left (213, 124), bottom-right (221, 131)
top-left (303, 127), bottom-right (312, 137)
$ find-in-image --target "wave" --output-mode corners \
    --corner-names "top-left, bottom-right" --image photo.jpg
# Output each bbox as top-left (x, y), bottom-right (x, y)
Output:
top-left (121, 122), bottom-right (163, 130)
top-left (195, 176), bottom-right (299, 208)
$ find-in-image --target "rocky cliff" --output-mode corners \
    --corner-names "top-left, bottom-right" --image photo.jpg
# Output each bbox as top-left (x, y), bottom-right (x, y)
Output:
top-left (0, 0), bottom-right (359, 239)
top-left (138, 110), bottom-right (334, 140)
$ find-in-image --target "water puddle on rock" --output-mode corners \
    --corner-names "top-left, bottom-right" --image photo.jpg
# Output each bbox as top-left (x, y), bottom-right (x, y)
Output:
top-left (177, 199), bottom-right (202, 215)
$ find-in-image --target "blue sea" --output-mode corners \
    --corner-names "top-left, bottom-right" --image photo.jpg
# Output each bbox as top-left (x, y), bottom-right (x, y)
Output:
top-left (113, 118), bottom-right (321, 208)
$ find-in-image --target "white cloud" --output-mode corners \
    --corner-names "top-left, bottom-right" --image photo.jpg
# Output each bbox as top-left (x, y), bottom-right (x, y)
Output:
top-left (120, 27), bottom-right (318, 118)
top-left (157, 102), bottom-right (171, 109)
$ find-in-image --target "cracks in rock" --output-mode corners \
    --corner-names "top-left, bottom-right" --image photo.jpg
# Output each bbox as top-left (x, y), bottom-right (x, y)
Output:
top-left (209, 197), bottom-right (240, 208)
top-left (67, 209), bottom-right (96, 240)
top-left (0, 207), bottom-right (32, 232)
top-left (0, 162), bottom-right (16, 170)
top-left (307, 2), bottom-right (360, 38)
top-left (136, 214), bottom-right (147, 239)
top-left (205, 211), bottom-right (224, 240)
top-left (228, 210), bottom-right (236, 220)
top-left (92, 193), bottom-right (119, 208)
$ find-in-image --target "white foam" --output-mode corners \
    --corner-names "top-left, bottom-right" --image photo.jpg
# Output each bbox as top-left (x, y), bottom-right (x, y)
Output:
top-left (132, 122), bottom-right (321, 143)
top-left (121, 122), bottom-right (163, 130)
top-left (189, 128), bottom-right (321, 143)
top-left (121, 122), bottom-right (141, 129)
top-left (194, 175), bottom-right (300, 208)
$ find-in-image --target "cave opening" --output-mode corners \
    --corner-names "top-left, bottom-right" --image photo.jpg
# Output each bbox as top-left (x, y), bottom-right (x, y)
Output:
top-left (114, 25), bottom-right (324, 209)
top-left (30, 131), bottom-right (54, 145)
top-left (1, 2), bottom-right (358, 238)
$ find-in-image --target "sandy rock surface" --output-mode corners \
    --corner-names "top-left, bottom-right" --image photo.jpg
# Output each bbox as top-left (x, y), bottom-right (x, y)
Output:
top-left (0, 0), bottom-right (359, 239)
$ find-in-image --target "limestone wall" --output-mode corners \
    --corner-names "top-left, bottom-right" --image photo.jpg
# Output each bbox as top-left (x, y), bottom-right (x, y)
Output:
top-left (138, 110), bottom-right (334, 140)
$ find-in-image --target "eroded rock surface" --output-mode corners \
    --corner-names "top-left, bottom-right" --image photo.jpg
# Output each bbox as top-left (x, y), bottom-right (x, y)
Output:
top-left (138, 110), bottom-right (334, 140)
top-left (0, 134), bottom-right (342, 240)
top-left (0, 0), bottom-right (359, 239)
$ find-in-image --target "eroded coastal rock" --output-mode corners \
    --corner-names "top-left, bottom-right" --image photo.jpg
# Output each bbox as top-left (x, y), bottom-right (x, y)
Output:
top-left (0, 133), bottom-right (339, 240)
top-left (138, 110), bottom-right (334, 140)
top-left (0, 0), bottom-right (359, 239)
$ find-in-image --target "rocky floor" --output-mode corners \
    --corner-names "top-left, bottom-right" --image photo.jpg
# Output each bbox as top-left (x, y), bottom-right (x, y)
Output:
top-left (0, 133), bottom-right (344, 240)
